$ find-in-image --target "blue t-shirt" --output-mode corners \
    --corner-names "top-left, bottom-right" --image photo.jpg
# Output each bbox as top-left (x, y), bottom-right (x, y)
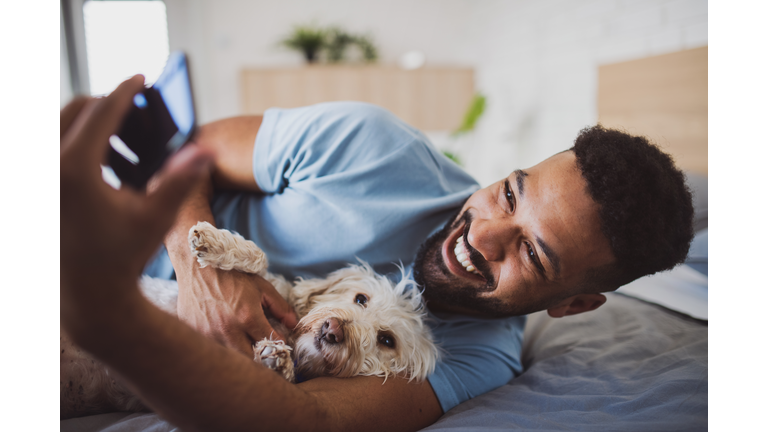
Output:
top-left (144, 102), bottom-right (525, 412)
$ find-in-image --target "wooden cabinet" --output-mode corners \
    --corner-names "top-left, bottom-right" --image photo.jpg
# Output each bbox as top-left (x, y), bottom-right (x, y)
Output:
top-left (241, 66), bottom-right (475, 131)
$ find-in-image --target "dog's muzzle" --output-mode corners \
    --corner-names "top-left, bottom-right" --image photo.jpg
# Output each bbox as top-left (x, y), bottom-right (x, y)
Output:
top-left (320, 318), bottom-right (345, 344)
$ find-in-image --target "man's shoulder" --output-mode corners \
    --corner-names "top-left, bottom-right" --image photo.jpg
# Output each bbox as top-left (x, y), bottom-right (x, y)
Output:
top-left (260, 101), bottom-right (474, 191)
top-left (267, 101), bottom-right (428, 150)
top-left (293, 101), bottom-right (402, 120)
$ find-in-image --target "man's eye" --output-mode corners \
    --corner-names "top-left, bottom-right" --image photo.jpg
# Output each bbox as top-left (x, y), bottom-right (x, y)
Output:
top-left (355, 294), bottom-right (368, 307)
top-left (526, 243), bottom-right (536, 261)
top-left (504, 180), bottom-right (515, 211)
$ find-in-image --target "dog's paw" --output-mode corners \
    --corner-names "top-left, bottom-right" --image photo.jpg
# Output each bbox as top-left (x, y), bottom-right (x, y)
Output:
top-left (188, 222), bottom-right (223, 268)
top-left (254, 339), bottom-right (295, 383)
top-left (188, 221), bottom-right (269, 274)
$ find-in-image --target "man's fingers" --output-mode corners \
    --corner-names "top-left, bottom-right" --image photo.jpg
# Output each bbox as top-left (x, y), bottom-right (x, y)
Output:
top-left (217, 328), bottom-right (257, 358)
top-left (66, 75), bottom-right (145, 163)
top-left (142, 145), bottom-right (214, 238)
top-left (245, 313), bottom-right (288, 344)
top-left (60, 96), bottom-right (90, 139)
top-left (260, 285), bottom-right (299, 330)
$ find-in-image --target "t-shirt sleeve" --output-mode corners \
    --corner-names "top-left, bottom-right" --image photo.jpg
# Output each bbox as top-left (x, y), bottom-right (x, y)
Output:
top-left (210, 101), bottom-right (479, 280)
top-left (427, 315), bottom-right (527, 413)
top-left (253, 101), bottom-right (468, 196)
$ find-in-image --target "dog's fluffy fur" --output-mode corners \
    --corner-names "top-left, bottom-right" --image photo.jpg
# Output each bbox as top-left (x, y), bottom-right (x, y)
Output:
top-left (61, 222), bottom-right (438, 418)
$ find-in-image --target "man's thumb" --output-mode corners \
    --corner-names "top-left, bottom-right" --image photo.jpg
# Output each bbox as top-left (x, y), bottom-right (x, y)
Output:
top-left (262, 289), bottom-right (299, 330)
top-left (144, 145), bottom-right (214, 231)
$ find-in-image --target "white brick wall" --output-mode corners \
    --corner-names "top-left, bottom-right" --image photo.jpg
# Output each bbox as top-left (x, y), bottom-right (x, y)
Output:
top-left (164, 0), bottom-right (707, 186)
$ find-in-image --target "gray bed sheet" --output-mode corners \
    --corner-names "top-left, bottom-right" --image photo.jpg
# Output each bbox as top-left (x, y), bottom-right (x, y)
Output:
top-left (422, 293), bottom-right (708, 431)
top-left (61, 293), bottom-right (707, 432)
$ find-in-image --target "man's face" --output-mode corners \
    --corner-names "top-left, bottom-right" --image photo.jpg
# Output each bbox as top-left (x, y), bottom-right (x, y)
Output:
top-left (414, 151), bottom-right (615, 317)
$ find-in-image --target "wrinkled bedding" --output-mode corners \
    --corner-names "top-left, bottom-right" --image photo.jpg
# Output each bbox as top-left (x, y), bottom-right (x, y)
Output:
top-left (422, 293), bottom-right (708, 431)
top-left (63, 168), bottom-right (708, 432)
top-left (62, 293), bottom-right (707, 432)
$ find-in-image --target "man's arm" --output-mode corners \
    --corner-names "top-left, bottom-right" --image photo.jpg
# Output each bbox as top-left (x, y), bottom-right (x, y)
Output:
top-left (60, 79), bottom-right (443, 431)
top-left (191, 115), bottom-right (265, 193)
top-left (162, 115), bottom-right (298, 353)
top-left (71, 290), bottom-right (442, 432)
top-left (153, 116), bottom-right (446, 428)
top-left (300, 374), bottom-right (443, 431)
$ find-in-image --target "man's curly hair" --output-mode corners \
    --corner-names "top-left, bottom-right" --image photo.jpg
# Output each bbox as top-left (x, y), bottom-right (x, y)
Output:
top-left (571, 125), bottom-right (694, 292)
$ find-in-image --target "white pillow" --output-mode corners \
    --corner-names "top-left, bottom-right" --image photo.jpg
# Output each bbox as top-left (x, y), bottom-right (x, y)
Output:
top-left (616, 262), bottom-right (707, 320)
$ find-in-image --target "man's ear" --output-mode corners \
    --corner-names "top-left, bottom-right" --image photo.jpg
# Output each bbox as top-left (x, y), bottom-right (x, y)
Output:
top-left (546, 293), bottom-right (607, 318)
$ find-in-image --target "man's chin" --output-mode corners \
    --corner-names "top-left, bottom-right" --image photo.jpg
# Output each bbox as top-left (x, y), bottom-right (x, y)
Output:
top-left (422, 285), bottom-right (510, 317)
top-left (414, 204), bottom-right (510, 317)
top-left (415, 245), bottom-right (510, 316)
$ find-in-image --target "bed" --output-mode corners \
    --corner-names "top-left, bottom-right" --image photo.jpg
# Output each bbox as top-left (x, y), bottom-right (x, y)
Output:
top-left (422, 172), bottom-right (708, 432)
top-left (61, 173), bottom-right (708, 432)
top-left (422, 292), bottom-right (707, 432)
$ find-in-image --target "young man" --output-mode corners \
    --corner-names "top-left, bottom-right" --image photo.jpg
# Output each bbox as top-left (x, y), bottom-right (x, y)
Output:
top-left (61, 76), bottom-right (693, 431)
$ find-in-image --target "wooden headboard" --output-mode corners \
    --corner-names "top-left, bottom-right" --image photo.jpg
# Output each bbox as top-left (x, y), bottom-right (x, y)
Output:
top-left (597, 46), bottom-right (708, 174)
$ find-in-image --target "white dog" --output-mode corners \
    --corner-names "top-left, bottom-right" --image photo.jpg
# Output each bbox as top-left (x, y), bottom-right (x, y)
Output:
top-left (61, 222), bottom-right (438, 418)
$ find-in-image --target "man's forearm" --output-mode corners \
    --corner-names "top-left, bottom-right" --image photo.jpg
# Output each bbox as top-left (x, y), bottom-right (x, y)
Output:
top-left (164, 173), bottom-right (215, 270)
top-left (161, 144), bottom-right (297, 352)
top-left (69, 290), bottom-right (330, 432)
top-left (165, 115), bottom-right (264, 272)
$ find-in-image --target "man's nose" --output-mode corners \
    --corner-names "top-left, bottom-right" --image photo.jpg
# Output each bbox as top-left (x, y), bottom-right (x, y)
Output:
top-left (466, 216), bottom-right (520, 262)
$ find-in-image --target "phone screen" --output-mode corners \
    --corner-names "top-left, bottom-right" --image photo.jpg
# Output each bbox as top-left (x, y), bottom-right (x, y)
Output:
top-left (107, 51), bottom-right (196, 189)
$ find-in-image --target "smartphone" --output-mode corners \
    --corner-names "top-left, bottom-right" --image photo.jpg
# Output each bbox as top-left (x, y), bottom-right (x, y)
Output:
top-left (106, 51), bottom-right (197, 189)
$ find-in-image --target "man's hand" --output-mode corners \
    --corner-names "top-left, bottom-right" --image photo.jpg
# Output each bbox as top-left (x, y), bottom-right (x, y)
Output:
top-left (59, 86), bottom-right (443, 431)
top-left (60, 75), bottom-right (214, 334)
top-left (176, 266), bottom-right (299, 355)
top-left (160, 116), bottom-right (298, 355)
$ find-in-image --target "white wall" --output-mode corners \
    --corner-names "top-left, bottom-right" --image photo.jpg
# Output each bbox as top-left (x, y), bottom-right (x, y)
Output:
top-left (163, 0), bottom-right (707, 186)
top-left (463, 0), bottom-right (708, 185)
top-left (164, 0), bottom-right (479, 124)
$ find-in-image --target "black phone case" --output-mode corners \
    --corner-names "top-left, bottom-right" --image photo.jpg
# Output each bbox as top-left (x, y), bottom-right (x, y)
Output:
top-left (108, 87), bottom-right (178, 189)
top-left (107, 52), bottom-right (196, 190)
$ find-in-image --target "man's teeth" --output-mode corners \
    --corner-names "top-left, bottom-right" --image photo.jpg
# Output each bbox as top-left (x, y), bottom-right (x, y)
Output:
top-left (454, 236), bottom-right (478, 274)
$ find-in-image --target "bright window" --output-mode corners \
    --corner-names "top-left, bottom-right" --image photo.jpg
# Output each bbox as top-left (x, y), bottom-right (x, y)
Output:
top-left (83, 0), bottom-right (170, 96)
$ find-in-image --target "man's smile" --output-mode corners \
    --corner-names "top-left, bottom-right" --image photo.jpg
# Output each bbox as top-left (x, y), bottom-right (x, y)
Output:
top-left (454, 236), bottom-right (479, 274)
top-left (441, 221), bottom-right (487, 283)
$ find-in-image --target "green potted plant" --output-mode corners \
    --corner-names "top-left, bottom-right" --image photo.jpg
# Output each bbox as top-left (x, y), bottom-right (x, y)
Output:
top-left (280, 25), bottom-right (327, 63)
top-left (281, 24), bottom-right (379, 64)
top-left (325, 28), bottom-right (355, 63)
top-left (323, 28), bottom-right (379, 64)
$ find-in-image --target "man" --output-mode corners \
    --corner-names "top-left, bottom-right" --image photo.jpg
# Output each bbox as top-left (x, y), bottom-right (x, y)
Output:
top-left (61, 76), bottom-right (693, 431)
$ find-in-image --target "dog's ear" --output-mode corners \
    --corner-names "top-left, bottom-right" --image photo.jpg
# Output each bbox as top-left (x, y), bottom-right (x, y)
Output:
top-left (407, 333), bottom-right (440, 382)
top-left (289, 277), bottom-right (334, 318)
top-left (388, 314), bottom-right (439, 382)
top-left (289, 265), bottom-right (374, 317)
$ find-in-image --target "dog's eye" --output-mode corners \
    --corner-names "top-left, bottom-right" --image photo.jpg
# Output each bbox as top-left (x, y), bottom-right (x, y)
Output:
top-left (377, 332), bottom-right (395, 349)
top-left (355, 294), bottom-right (368, 307)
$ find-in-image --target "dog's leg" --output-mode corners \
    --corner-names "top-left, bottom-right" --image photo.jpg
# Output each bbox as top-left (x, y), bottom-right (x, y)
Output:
top-left (60, 329), bottom-right (146, 419)
top-left (253, 339), bottom-right (295, 382)
top-left (189, 221), bottom-right (268, 275)
top-left (188, 222), bottom-right (300, 380)
top-left (188, 222), bottom-right (293, 300)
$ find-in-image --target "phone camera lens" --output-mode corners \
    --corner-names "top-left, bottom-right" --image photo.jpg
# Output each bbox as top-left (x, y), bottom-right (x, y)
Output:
top-left (133, 93), bottom-right (148, 108)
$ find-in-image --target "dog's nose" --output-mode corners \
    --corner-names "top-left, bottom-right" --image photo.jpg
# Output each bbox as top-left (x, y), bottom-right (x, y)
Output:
top-left (321, 318), bottom-right (345, 344)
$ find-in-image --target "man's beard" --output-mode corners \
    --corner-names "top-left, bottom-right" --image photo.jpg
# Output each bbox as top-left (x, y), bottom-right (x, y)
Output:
top-left (413, 208), bottom-right (510, 317)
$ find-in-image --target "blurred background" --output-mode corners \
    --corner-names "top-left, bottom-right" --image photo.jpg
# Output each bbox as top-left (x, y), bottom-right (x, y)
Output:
top-left (61, 0), bottom-right (707, 186)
